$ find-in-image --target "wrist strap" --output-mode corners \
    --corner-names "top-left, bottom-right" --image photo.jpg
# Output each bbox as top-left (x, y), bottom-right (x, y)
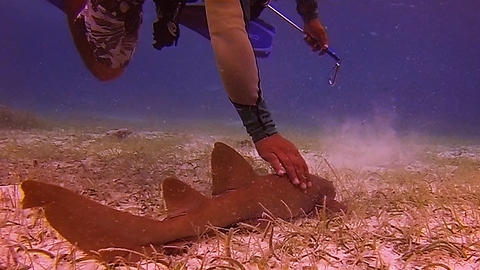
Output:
top-left (296, 0), bottom-right (318, 21)
top-left (232, 96), bottom-right (278, 142)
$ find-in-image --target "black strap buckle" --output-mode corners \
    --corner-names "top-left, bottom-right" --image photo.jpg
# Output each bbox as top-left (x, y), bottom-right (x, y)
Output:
top-left (153, 0), bottom-right (186, 50)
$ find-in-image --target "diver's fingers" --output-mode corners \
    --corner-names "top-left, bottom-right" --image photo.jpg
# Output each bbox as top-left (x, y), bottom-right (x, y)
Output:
top-left (275, 150), bottom-right (301, 186)
top-left (286, 149), bottom-right (310, 190)
top-left (264, 153), bottom-right (287, 177)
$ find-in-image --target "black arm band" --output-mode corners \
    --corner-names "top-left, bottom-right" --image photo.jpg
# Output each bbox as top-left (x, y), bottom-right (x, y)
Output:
top-left (296, 0), bottom-right (319, 21)
top-left (232, 97), bottom-right (278, 143)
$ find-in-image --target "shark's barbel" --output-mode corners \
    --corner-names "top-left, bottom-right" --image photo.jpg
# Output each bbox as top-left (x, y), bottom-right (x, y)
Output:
top-left (21, 142), bottom-right (345, 262)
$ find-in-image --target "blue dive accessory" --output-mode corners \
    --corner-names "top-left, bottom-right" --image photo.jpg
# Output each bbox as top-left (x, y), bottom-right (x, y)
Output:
top-left (320, 48), bottom-right (341, 86)
top-left (266, 4), bottom-right (341, 86)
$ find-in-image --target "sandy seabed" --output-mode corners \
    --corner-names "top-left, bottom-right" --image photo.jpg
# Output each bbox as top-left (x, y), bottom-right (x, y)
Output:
top-left (0, 127), bottom-right (479, 270)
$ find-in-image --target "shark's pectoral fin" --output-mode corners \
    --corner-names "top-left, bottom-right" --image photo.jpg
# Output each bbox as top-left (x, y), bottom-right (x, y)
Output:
top-left (162, 177), bottom-right (209, 218)
top-left (211, 142), bottom-right (258, 196)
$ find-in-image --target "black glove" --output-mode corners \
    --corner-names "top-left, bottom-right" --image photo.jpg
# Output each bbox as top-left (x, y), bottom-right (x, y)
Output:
top-left (250, 0), bottom-right (270, 20)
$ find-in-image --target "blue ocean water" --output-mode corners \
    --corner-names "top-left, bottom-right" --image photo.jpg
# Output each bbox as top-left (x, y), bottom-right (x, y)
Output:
top-left (0, 0), bottom-right (479, 137)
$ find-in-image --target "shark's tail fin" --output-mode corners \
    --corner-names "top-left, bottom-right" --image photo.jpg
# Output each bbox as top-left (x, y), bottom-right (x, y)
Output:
top-left (21, 180), bottom-right (58, 209)
top-left (21, 180), bottom-right (170, 262)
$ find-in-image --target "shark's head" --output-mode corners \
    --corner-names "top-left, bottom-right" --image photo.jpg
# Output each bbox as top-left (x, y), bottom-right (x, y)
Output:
top-left (308, 174), bottom-right (334, 192)
top-left (308, 174), bottom-right (347, 213)
top-left (212, 142), bottom-right (347, 214)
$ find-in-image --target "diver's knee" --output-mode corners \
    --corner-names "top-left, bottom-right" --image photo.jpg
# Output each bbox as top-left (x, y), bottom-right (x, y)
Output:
top-left (91, 66), bottom-right (125, 81)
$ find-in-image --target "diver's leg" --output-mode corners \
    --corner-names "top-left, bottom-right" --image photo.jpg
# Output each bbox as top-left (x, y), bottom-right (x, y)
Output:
top-left (66, 0), bottom-right (144, 81)
top-left (204, 0), bottom-right (260, 105)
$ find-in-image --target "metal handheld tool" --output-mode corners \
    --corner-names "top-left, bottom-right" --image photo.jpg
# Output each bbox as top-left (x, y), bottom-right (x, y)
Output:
top-left (266, 4), bottom-right (341, 86)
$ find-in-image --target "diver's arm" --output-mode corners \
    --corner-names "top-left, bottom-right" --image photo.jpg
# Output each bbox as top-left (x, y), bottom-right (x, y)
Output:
top-left (205, 0), bottom-right (310, 189)
top-left (204, 0), bottom-right (259, 105)
top-left (296, 0), bottom-right (329, 49)
top-left (204, 0), bottom-right (276, 141)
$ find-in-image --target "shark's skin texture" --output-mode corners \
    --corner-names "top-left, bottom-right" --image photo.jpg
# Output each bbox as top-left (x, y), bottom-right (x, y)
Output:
top-left (21, 142), bottom-right (345, 262)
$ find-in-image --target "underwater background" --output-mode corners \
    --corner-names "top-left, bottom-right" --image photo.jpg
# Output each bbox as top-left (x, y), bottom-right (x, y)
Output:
top-left (2, 2), bottom-right (480, 268)
top-left (1, 0), bottom-right (479, 137)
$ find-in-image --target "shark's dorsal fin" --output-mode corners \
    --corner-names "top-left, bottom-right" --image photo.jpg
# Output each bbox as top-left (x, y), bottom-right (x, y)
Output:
top-left (211, 142), bottom-right (257, 196)
top-left (162, 177), bottom-right (207, 218)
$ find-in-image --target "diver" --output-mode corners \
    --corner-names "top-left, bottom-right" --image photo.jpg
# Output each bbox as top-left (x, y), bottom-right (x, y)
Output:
top-left (59, 0), bottom-right (330, 190)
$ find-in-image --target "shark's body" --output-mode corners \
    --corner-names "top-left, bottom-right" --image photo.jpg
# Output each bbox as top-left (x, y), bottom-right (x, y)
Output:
top-left (21, 142), bottom-right (345, 262)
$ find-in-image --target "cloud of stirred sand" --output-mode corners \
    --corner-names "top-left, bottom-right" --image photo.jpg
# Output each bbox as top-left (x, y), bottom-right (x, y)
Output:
top-left (317, 114), bottom-right (423, 171)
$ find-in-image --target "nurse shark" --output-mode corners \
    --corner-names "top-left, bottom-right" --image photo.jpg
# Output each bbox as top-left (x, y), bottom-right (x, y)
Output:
top-left (21, 142), bottom-right (345, 262)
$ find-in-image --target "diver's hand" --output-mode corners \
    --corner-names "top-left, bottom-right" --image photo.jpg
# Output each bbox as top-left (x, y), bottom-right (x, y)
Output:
top-left (255, 133), bottom-right (311, 190)
top-left (303, 18), bottom-right (329, 52)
